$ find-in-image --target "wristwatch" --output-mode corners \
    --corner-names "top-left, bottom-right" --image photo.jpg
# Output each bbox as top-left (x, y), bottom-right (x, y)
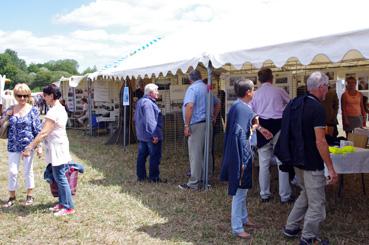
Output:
top-left (257, 126), bottom-right (262, 130)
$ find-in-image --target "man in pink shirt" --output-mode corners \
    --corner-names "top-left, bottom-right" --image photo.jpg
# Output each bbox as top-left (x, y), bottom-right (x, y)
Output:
top-left (251, 68), bottom-right (293, 203)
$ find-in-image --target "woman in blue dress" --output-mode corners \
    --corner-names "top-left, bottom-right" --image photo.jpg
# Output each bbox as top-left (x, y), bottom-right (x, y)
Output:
top-left (0, 83), bottom-right (42, 207)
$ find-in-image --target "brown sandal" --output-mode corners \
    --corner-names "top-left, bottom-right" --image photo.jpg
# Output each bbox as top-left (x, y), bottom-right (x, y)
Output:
top-left (3, 197), bottom-right (16, 208)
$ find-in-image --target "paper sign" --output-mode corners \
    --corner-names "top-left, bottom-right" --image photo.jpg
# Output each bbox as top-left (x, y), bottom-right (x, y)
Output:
top-left (123, 86), bottom-right (130, 106)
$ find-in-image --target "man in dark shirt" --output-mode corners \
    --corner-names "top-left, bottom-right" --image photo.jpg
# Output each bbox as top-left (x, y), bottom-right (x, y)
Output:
top-left (283, 71), bottom-right (338, 245)
top-left (133, 79), bottom-right (145, 100)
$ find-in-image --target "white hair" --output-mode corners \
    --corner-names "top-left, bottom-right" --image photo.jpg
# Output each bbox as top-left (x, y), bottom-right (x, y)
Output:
top-left (144, 83), bottom-right (158, 95)
top-left (307, 71), bottom-right (329, 91)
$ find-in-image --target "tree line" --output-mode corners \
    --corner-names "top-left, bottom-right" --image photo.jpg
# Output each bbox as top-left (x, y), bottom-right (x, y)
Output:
top-left (0, 49), bottom-right (97, 91)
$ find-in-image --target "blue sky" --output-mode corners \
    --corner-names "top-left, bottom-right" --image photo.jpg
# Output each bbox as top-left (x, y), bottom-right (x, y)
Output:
top-left (0, 0), bottom-right (368, 72)
top-left (0, 1), bottom-right (91, 34)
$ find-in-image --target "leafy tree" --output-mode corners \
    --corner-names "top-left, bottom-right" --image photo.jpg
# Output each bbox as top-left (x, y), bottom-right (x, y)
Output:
top-left (0, 49), bottom-right (97, 91)
top-left (4, 49), bottom-right (27, 71)
top-left (0, 49), bottom-right (31, 88)
top-left (28, 63), bottom-right (42, 73)
top-left (44, 59), bottom-right (79, 74)
top-left (82, 65), bottom-right (97, 74)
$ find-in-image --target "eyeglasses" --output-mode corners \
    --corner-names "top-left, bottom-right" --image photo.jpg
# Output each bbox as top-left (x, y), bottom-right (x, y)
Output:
top-left (15, 94), bottom-right (29, 99)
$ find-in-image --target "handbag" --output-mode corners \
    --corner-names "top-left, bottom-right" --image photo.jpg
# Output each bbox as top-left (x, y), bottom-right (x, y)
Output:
top-left (0, 116), bottom-right (10, 139)
top-left (0, 106), bottom-right (13, 139)
top-left (50, 166), bottom-right (79, 197)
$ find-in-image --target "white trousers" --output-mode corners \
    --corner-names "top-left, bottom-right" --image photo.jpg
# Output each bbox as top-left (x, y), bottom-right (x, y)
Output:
top-left (258, 131), bottom-right (291, 201)
top-left (8, 151), bottom-right (35, 191)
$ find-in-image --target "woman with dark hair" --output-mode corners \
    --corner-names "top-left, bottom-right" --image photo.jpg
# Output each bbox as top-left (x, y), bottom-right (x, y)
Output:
top-left (22, 84), bottom-right (75, 216)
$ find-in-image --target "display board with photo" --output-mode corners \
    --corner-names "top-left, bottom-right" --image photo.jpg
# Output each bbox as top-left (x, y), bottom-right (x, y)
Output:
top-left (325, 71), bottom-right (335, 80)
top-left (275, 77), bottom-right (288, 84)
top-left (358, 74), bottom-right (369, 90)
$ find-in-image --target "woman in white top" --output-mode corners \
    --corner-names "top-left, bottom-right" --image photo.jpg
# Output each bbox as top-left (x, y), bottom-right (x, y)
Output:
top-left (22, 84), bottom-right (75, 217)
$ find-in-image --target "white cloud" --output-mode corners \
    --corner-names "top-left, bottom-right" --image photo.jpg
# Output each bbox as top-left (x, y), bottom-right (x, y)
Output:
top-left (0, 29), bottom-right (138, 71)
top-left (1, 0), bottom-right (368, 73)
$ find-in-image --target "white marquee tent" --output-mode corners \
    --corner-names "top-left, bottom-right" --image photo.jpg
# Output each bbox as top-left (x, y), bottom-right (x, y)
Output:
top-left (88, 0), bottom-right (369, 80)
top-left (86, 0), bottom-right (369, 188)
top-left (94, 27), bottom-right (369, 79)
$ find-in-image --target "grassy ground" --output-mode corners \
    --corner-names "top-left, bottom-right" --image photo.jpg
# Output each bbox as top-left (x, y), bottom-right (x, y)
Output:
top-left (0, 130), bottom-right (368, 245)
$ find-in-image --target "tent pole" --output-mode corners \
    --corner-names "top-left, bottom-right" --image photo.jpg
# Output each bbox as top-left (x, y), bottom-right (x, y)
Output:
top-left (87, 78), bottom-right (93, 136)
top-left (123, 79), bottom-right (127, 150)
top-left (203, 61), bottom-right (212, 190)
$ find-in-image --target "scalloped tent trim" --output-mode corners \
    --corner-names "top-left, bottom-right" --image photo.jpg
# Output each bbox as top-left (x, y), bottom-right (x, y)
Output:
top-left (87, 28), bottom-right (369, 81)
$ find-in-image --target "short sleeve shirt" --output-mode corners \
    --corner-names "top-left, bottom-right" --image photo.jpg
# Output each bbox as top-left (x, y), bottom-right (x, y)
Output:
top-left (182, 80), bottom-right (207, 124)
top-left (7, 106), bottom-right (42, 152)
top-left (301, 94), bottom-right (327, 170)
top-left (44, 101), bottom-right (72, 166)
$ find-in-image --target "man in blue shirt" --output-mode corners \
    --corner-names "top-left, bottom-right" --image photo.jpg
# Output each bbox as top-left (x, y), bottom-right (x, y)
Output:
top-left (179, 70), bottom-right (220, 190)
top-left (134, 83), bottom-right (165, 183)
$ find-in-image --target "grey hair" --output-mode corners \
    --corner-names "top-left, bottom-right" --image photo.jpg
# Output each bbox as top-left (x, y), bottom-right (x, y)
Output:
top-left (234, 79), bottom-right (254, 98)
top-left (144, 83), bottom-right (158, 95)
top-left (189, 70), bottom-right (202, 82)
top-left (306, 71), bottom-right (329, 91)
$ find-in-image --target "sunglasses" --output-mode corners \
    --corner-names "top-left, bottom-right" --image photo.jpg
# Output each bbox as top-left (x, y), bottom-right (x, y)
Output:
top-left (16, 94), bottom-right (29, 98)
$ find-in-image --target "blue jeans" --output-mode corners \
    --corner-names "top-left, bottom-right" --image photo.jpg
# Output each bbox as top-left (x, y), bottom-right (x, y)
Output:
top-left (136, 141), bottom-right (162, 181)
top-left (231, 188), bottom-right (249, 234)
top-left (52, 164), bottom-right (74, 209)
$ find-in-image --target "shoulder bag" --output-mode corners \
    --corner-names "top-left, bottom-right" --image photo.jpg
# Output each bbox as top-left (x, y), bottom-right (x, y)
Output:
top-left (0, 107), bottom-right (14, 139)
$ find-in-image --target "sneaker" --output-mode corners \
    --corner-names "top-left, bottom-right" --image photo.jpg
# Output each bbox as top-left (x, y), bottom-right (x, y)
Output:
top-left (54, 208), bottom-right (75, 217)
top-left (300, 237), bottom-right (329, 245)
top-left (49, 204), bottom-right (63, 212)
top-left (283, 226), bottom-right (302, 238)
top-left (178, 183), bottom-right (191, 190)
top-left (25, 195), bottom-right (34, 206)
top-left (281, 196), bottom-right (295, 205)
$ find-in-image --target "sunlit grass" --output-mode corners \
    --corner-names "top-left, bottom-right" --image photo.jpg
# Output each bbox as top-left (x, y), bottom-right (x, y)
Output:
top-left (0, 130), bottom-right (368, 244)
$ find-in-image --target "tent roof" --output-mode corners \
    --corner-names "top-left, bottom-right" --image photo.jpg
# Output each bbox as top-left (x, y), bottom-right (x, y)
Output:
top-left (100, 28), bottom-right (369, 80)
top-left (212, 28), bottom-right (369, 70)
top-left (89, 1), bottom-right (369, 80)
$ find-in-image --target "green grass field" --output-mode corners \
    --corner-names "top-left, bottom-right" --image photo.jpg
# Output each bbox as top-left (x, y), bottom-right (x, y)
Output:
top-left (0, 130), bottom-right (368, 244)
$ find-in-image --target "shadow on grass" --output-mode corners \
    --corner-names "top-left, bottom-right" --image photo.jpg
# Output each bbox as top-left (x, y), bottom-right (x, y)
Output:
top-left (68, 130), bottom-right (369, 244)
top-left (0, 202), bottom-right (56, 217)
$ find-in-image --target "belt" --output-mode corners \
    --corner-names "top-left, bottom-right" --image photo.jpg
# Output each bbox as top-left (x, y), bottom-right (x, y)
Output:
top-left (191, 120), bottom-right (206, 125)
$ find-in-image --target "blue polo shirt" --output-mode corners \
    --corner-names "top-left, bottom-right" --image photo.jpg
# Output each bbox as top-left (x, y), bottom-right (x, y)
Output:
top-left (183, 80), bottom-right (220, 125)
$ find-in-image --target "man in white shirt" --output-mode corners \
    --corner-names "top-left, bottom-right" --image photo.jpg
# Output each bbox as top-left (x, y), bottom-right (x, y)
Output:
top-left (1, 90), bottom-right (17, 114)
top-left (251, 68), bottom-right (293, 203)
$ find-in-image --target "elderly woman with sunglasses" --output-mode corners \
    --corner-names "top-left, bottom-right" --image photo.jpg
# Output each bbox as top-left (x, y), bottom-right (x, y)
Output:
top-left (0, 83), bottom-right (42, 207)
top-left (22, 84), bottom-right (75, 216)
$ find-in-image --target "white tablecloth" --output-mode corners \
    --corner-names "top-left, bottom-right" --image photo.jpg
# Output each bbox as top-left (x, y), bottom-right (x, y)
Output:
top-left (330, 147), bottom-right (369, 174)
